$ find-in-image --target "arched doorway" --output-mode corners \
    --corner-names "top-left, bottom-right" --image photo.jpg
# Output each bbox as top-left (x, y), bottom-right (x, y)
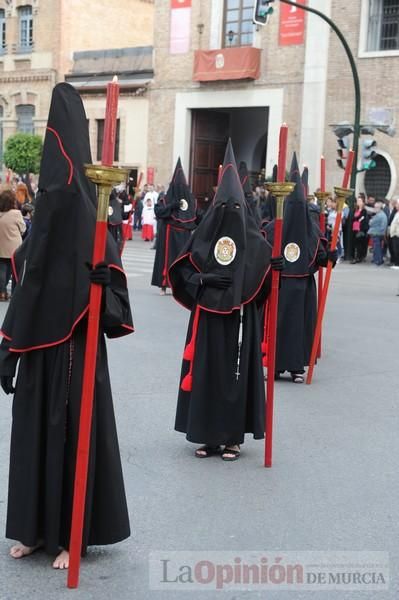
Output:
top-left (364, 154), bottom-right (392, 200)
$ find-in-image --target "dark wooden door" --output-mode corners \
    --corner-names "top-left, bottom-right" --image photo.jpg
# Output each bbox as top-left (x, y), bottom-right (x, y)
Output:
top-left (190, 110), bottom-right (230, 207)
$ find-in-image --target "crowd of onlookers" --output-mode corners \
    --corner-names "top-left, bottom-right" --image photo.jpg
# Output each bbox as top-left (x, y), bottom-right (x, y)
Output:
top-left (0, 176), bottom-right (37, 300)
top-left (322, 193), bottom-right (399, 267)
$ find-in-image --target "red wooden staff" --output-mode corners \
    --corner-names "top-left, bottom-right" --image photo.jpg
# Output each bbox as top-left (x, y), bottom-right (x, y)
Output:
top-left (306, 150), bottom-right (355, 386)
top-left (264, 124), bottom-right (292, 468)
top-left (68, 76), bottom-right (127, 589)
top-left (317, 156), bottom-right (327, 358)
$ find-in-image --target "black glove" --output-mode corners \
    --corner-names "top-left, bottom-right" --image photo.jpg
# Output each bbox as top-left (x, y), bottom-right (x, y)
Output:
top-left (200, 272), bottom-right (232, 289)
top-left (1, 375), bottom-right (15, 395)
top-left (327, 249), bottom-right (338, 263)
top-left (89, 262), bottom-right (111, 286)
top-left (270, 256), bottom-right (284, 271)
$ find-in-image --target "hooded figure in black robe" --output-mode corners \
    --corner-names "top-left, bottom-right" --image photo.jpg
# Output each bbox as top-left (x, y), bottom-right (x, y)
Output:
top-left (264, 154), bottom-right (332, 382)
top-left (108, 187), bottom-right (124, 252)
top-left (151, 158), bottom-right (196, 293)
top-left (169, 140), bottom-right (275, 458)
top-left (0, 83), bottom-right (133, 564)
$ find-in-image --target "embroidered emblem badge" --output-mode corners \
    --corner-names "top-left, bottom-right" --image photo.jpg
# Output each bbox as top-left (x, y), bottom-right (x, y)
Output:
top-left (214, 236), bottom-right (237, 266)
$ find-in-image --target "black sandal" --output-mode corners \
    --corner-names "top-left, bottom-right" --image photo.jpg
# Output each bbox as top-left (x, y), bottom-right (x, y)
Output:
top-left (221, 446), bottom-right (241, 461)
top-left (194, 445), bottom-right (221, 458)
top-left (291, 373), bottom-right (304, 384)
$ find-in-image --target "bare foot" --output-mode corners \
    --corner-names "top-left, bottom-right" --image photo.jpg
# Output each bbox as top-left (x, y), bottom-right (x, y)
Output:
top-left (53, 549), bottom-right (69, 570)
top-left (10, 542), bottom-right (41, 559)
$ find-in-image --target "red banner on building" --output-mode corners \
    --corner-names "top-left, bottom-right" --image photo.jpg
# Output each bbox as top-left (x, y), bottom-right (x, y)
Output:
top-left (279, 0), bottom-right (306, 46)
top-left (193, 48), bottom-right (261, 82)
top-left (146, 167), bottom-right (155, 185)
top-left (171, 0), bottom-right (191, 8)
top-left (170, 0), bottom-right (192, 54)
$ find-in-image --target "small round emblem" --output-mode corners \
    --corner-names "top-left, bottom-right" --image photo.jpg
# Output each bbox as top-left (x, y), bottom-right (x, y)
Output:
top-left (108, 206), bottom-right (114, 216)
top-left (284, 242), bottom-right (301, 263)
top-left (179, 198), bottom-right (188, 211)
top-left (215, 53), bottom-right (225, 69)
top-left (214, 236), bottom-right (236, 266)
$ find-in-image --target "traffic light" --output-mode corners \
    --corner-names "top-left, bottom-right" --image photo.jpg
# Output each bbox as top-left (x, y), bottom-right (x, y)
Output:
top-left (332, 122), bottom-right (353, 170)
top-left (336, 136), bottom-right (351, 170)
top-left (361, 138), bottom-right (377, 170)
top-left (253, 0), bottom-right (274, 25)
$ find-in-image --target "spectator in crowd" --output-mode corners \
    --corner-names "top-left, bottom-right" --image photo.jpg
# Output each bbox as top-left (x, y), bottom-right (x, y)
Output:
top-left (326, 197), bottom-right (343, 259)
top-left (141, 197), bottom-right (156, 242)
top-left (133, 185), bottom-right (146, 231)
top-left (365, 195), bottom-right (376, 218)
top-left (388, 202), bottom-right (399, 269)
top-left (351, 194), bottom-right (369, 264)
top-left (367, 201), bottom-right (388, 266)
top-left (0, 190), bottom-right (26, 300)
top-left (387, 199), bottom-right (398, 266)
top-left (21, 203), bottom-right (34, 239)
top-left (15, 182), bottom-right (31, 210)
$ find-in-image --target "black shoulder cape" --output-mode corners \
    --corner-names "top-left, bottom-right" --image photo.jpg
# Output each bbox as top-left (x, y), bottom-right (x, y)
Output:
top-left (169, 140), bottom-right (271, 313)
top-left (1, 82), bottom-right (133, 351)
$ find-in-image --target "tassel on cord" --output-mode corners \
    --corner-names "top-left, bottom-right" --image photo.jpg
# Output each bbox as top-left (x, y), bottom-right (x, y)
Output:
top-left (181, 304), bottom-right (201, 392)
top-left (262, 301), bottom-right (269, 367)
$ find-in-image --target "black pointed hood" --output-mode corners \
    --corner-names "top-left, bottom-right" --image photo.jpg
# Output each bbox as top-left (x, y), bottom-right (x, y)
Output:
top-left (163, 157), bottom-right (196, 229)
top-left (264, 153), bottom-right (321, 277)
top-left (169, 139), bottom-right (271, 312)
top-left (1, 83), bottom-right (133, 351)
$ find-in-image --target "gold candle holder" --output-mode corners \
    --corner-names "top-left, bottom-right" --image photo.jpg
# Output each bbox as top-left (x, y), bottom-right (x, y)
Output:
top-left (84, 164), bottom-right (129, 222)
top-left (266, 182), bottom-right (296, 218)
top-left (334, 186), bottom-right (354, 213)
top-left (314, 191), bottom-right (331, 214)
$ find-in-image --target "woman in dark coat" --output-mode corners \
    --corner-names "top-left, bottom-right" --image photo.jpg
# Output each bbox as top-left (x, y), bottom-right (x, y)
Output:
top-left (351, 194), bottom-right (369, 263)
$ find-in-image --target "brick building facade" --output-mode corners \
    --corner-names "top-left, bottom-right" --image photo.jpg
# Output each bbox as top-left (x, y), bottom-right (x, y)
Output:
top-left (147, 0), bottom-right (399, 200)
top-left (0, 0), bottom-right (154, 176)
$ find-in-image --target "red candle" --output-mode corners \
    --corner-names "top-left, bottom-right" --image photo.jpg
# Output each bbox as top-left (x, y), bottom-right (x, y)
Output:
top-left (277, 124), bottom-right (288, 183)
top-left (101, 75), bottom-right (119, 167)
top-left (342, 149), bottom-right (355, 188)
top-left (320, 155), bottom-right (326, 192)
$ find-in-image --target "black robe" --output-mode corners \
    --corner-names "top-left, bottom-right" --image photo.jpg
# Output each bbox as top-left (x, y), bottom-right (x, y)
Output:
top-left (174, 262), bottom-right (270, 446)
top-left (0, 82), bottom-right (134, 556)
top-left (151, 202), bottom-right (191, 288)
top-left (264, 154), bottom-right (327, 375)
top-left (151, 158), bottom-right (196, 289)
top-left (170, 140), bottom-right (272, 447)
top-left (0, 269), bottom-right (132, 555)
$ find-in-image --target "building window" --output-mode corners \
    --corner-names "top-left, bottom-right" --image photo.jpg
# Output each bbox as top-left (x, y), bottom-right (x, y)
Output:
top-left (0, 9), bottom-right (5, 53)
top-left (18, 5), bottom-right (33, 51)
top-left (367, 0), bottom-right (399, 51)
top-left (223, 0), bottom-right (254, 48)
top-left (96, 119), bottom-right (120, 162)
top-left (16, 104), bottom-right (35, 134)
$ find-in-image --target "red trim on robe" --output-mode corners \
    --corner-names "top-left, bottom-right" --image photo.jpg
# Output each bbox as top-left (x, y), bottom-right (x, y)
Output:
top-left (46, 127), bottom-right (74, 185)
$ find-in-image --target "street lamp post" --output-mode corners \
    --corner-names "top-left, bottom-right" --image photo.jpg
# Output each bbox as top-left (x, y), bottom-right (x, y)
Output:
top-left (278, 0), bottom-right (361, 192)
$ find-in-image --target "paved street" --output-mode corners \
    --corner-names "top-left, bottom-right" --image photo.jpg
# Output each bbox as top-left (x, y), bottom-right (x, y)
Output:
top-left (0, 237), bottom-right (398, 599)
